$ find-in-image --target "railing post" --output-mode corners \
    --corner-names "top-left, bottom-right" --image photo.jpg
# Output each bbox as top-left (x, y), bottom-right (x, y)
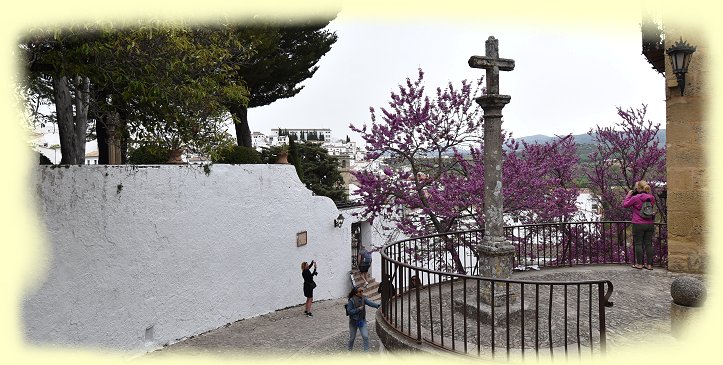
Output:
top-left (415, 268), bottom-right (422, 344)
top-left (598, 283), bottom-right (607, 354)
top-left (381, 253), bottom-right (387, 317)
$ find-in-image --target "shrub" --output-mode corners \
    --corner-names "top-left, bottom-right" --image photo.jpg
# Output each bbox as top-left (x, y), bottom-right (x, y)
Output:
top-left (128, 145), bottom-right (171, 164)
top-left (211, 145), bottom-right (261, 164)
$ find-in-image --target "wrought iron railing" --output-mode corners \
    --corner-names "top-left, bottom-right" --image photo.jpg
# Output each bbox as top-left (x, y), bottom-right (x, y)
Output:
top-left (335, 199), bottom-right (364, 209)
top-left (508, 221), bottom-right (668, 269)
top-left (378, 221), bottom-right (667, 359)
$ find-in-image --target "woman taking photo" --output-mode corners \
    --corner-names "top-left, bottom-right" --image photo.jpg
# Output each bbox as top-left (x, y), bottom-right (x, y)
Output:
top-left (301, 260), bottom-right (317, 317)
top-left (622, 180), bottom-right (657, 270)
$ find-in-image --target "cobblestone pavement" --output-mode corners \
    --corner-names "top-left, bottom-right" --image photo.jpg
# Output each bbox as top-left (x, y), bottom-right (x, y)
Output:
top-left (512, 265), bottom-right (705, 350)
top-left (146, 265), bottom-right (703, 359)
top-left (147, 296), bottom-right (382, 359)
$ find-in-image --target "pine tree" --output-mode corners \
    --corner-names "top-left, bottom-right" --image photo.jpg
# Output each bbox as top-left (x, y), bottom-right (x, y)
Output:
top-left (227, 19), bottom-right (338, 147)
top-left (288, 135), bottom-right (304, 182)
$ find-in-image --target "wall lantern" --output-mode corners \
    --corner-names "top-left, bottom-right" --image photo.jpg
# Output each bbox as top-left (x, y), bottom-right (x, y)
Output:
top-left (665, 37), bottom-right (697, 96)
top-left (334, 214), bottom-right (345, 228)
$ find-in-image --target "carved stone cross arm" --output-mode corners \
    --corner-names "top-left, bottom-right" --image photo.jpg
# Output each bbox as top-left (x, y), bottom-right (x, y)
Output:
top-left (468, 36), bottom-right (515, 95)
top-left (467, 56), bottom-right (515, 71)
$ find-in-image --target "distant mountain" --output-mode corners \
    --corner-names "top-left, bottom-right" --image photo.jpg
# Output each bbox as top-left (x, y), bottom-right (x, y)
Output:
top-left (511, 129), bottom-right (666, 147)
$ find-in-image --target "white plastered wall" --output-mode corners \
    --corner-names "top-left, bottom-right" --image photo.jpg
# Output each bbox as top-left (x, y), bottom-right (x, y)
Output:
top-left (23, 164), bottom-right (349, 354)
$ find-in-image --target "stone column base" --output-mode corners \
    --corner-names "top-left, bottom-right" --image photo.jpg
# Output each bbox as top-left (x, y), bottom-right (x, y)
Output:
top-left (477, 243), bottom-right (516, 306)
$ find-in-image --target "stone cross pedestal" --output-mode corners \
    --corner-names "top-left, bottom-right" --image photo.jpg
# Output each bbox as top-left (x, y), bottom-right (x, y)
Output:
top-left (469, 36), bottom-right (516, 306)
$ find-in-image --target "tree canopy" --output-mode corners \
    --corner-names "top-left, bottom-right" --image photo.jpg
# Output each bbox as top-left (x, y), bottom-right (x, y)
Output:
top-left (261, 141), bottom-right (346, 201)
top-left (226, 18), bottom-right (338, 148)
top-left (20, 21), bottom-right (254, 163)
top-left (586, 105), bottom-right (666, 221)
top-left (18, 18), bottom-right (337, 163)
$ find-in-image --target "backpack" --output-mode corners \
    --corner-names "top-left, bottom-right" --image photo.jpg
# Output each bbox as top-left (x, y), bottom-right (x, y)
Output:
top-left (345, 297), bottom-right (362, 316)
top-left (640, 198), bottom-right (655, 219)
top-left (361, 251), bottom-right (372, 266)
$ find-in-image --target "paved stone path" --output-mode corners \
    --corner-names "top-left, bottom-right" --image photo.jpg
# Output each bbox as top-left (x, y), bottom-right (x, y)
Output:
top-left (147, 265), bottom-right (704, 359)
top-left (147, 297), bottom-right (382, 359)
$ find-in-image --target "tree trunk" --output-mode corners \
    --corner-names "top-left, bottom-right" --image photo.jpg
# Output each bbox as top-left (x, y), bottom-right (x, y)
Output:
top-left (54, 76), bottom-right (77, 165)
top-left (96, 89), bottom-right (111, 165)
top-left (73, 76), bottom-right (90, 164)
top-left (97, 112), bottom-right (109, 165)
top-left (118, 107), bottom-right (129, 164)
top-left (229, 104), bottom-right (252, 148)
top-left (54, 75), bottom-right (90, 165)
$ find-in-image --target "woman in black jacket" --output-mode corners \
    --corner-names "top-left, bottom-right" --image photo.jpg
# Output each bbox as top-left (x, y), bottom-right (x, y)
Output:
top-left (301, 260), bottom-right (317, 317)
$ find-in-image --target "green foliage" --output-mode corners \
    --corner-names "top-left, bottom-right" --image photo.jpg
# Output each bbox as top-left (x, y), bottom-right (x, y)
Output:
top-left (236, 20), bottom-right (338, 109)
top-left (297, 142), bottom-right (346, 202)
top-left (288, 136), bottom-right (304, 180)
top-left (128, 144), bottom-right (171, 164)
top-left (226, 18), bottom-right (338, 147)
top-left (260, 142), bottom-right (346, 201)
top-left (18, 19), bottom-right (338, 160)
top-left (210, 144), bottom-right (261, 164)
top-left (19, 21), bottom-right (253, 161)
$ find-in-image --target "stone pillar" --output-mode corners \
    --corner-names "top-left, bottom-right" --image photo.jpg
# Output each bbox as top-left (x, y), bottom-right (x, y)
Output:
top-left (476, 95), bottom-right (515, 305)
top-left (663, 23), bottom-right (707, 274)
top-left (477, 94), bottom-right (510, 245)
top-left (468, 36), bottom-right (516, 306)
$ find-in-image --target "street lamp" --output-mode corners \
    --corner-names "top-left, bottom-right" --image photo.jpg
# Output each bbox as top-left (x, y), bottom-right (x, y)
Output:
top-left (666, 37), bottom-right (697, 96)
top-left (333, 214), bottom-right (345, 228)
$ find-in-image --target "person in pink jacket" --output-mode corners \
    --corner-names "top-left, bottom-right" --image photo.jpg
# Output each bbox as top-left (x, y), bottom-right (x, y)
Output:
top-left (622, 180), bottom-right (656, 270)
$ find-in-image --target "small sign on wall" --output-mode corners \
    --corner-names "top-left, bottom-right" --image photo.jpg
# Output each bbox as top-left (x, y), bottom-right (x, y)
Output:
top-left (297, 231), bottom-right (308, 247)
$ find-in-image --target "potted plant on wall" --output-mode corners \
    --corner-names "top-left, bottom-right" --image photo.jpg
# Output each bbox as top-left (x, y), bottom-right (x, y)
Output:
top-left (276, 144), bottom-right (289, 164)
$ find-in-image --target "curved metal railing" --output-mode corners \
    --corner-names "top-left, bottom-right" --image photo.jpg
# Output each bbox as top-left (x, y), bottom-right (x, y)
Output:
top-left (507, 221), bottom-right (668, 269)
top-left (377, 221), bottom-right (667, 360)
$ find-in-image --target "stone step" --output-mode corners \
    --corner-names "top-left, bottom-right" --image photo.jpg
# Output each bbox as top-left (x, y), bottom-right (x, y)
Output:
top-left (349, 270), bottom-right (381, 302)
top-left (352, 276), bottom-right (377, 286)
top-left (352, 278), bottom-right (379, 290)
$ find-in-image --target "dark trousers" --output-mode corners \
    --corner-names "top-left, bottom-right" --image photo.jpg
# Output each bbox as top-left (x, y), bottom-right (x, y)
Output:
top-left (632, 223), bottom-right (655, 265)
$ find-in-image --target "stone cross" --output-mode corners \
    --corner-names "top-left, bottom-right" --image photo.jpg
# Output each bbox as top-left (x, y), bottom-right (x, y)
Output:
top-left (469, 36), bottom-right (515, 245)
top-left (468, 36), bottom-right (515, 96)
top-left (469, 36), bottom-right (516, 306)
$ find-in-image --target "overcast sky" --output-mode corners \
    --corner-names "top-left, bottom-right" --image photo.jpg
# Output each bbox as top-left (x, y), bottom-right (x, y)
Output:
top-left (248, 9), bottom-right (666, 144)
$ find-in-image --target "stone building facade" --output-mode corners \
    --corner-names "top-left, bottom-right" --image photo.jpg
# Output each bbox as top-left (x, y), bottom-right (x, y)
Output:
top-left (663, 23), bottom-right (708, 274)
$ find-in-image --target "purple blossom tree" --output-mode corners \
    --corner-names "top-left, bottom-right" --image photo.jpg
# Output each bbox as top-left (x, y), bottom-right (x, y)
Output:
top-left (502, 135), bottom-right (580, 223)
top-left (351, 69), bottom-right (580, 273)
top-left (583, 105), bottom-right (667, 266)
top-left (586, 105), bottom-right (666, 222)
